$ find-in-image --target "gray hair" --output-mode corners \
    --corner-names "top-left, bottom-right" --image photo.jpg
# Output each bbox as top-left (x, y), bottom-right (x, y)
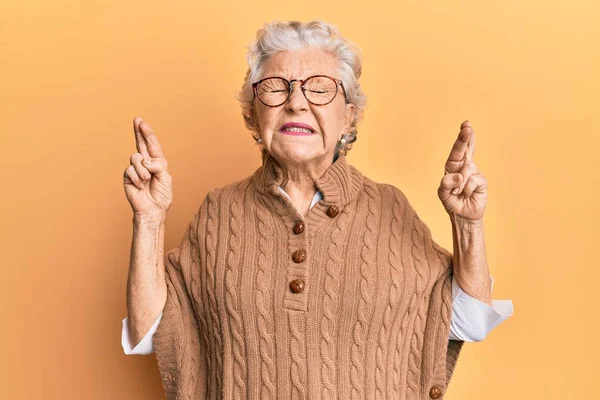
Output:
top-left (235, 20), bottom-right (367, 156)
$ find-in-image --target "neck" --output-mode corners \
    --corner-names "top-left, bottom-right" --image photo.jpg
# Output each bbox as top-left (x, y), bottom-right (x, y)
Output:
top-left (253, 148), bottom-right (361, 215)
top-left (282, 160), bottom-right (325, 192)
top-left (263, 153), bottom-right (339, 195)
top-left (269, 152), bottom-right (339, 215)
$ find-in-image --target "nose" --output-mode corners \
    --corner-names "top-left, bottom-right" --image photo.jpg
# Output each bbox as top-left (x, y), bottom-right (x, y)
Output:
top-left (285, 80), bottom-right (309, 113)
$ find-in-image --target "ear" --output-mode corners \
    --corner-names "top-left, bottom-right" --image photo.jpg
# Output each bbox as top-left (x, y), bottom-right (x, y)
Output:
top-left (342, 102), bottom-right (356, 137)
top-left (247, 103), bottom-right (261, 133)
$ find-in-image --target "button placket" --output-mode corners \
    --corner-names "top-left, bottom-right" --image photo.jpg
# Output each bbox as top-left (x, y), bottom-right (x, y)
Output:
top-left (272, 188), bottom-right (344, 312)
top-left (282, 216), bottom-right (312, 311)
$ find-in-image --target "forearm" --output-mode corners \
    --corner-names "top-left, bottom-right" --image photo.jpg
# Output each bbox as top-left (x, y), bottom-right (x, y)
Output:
top-left (126, 211), bottom-right (168, 347)
top-left (450, 214), bottom-right (492, 305)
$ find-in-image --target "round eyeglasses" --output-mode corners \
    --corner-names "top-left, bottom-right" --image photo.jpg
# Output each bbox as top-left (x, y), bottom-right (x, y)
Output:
top-left (252, 75), bottom-right (346, 107)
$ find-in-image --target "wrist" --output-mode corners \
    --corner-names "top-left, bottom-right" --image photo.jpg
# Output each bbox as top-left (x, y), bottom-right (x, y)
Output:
top-left (133, 210), bottom-right (167, 225)
top-left (450, 214), bottom-right (484, 231)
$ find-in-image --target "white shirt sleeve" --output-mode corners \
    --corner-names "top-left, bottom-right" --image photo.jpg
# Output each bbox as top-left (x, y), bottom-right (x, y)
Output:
top-left (121, 311), bottom-right (163, 355)
top-left (449, 275), bottom-right (514, 342)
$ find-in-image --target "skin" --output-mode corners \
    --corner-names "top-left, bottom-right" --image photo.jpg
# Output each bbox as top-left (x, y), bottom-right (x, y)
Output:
top-left (252, 48), bottom-right (355, 216)
top-left (122, 54), bottom-right (494, 349)
top-left (123, 118), bottom-right (171, 348)
top-left (438, 121), bottom-right (493, 305)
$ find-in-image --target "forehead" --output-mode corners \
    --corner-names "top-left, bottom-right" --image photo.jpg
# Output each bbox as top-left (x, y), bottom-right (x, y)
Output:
top-left (260, 48), bottom-right (340, 79)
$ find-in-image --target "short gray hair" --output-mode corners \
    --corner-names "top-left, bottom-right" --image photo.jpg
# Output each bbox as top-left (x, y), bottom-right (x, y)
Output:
top-left (236, 20), bottom-right (367, 156)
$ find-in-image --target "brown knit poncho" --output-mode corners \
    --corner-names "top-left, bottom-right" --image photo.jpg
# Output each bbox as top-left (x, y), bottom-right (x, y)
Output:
top-left (153, 151), bottom-right (464, 399)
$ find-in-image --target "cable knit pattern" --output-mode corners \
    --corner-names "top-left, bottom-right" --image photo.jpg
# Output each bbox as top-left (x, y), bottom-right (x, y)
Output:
top-left (289, 312), bottom-right (307, 399)
top-left (153, 151), bottom-right (464, 400)
top-left (254, 190), bottom-right (277, 400)
top-left (377, 185), bottom-right (406, 399)
top-left (406, 214), bottom-right (433, 397)
top-left (350, 182), bottom-right (379, 400)
top-left (225, 183), bottom-right (247, 399)
top-left (320, 197), bottom-right (353, 398)
top-left (204, 191), bottom-right (221, 398)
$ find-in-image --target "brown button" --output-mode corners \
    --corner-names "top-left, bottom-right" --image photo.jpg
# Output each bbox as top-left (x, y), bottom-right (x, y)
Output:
top-left (289, 279), bottom-right (305, 293)
top-left (429, 385), bottom-right (443, 399)
top-left (293, 221), bottom-right (305, 234)
top-left (326, 205), bottom-right (340, 218)
top-left (292, 249), bottom-right (306, 263)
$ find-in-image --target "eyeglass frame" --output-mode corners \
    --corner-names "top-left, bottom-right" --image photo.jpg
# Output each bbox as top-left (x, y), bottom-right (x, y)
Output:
top-left (251, 74), bottom-right (348, 107)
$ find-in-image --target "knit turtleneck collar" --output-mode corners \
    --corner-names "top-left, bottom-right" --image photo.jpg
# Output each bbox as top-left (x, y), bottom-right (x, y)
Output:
top-left (252, 150), bottom-right (364, 208)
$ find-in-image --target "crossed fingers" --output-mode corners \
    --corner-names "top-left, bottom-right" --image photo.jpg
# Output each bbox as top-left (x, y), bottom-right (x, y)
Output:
top-left (444, 120), bottom-right (478, 195)
top-left (133, 117), bottom-right (165, 160)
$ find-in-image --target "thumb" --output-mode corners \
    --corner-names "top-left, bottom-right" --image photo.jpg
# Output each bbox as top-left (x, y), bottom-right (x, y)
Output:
top-left (438, 173), bottom-right (463, 199)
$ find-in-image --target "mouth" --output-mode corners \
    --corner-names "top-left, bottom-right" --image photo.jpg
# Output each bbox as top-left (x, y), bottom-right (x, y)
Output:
top-left (280, 122), bottom-right (316, 136)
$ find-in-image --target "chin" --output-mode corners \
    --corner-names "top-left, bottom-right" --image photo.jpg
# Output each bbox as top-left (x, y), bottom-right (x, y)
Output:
top-left (276, 147), bottom-right (324, 165)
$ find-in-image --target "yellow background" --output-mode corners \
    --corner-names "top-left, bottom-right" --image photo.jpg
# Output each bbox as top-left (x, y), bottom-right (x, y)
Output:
top-left (1, 0), bottom-right (598, 398)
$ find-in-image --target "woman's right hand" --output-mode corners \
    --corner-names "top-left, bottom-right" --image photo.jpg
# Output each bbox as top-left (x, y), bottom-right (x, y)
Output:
top-left (123, 117), bottom-right (173, 216)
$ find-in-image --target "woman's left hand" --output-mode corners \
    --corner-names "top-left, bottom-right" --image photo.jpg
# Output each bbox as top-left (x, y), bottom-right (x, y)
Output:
top-left (437, 120), bottom-right (488, 222)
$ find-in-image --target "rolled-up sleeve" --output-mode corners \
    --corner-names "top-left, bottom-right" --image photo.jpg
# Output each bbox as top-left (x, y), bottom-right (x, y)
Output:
top-left (121, 311), bottom-right (163, 355)
top-left (449, 275), bottom-right (514, 342)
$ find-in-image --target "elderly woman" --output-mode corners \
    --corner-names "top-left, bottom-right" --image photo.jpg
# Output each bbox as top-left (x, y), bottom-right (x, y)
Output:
top-left (121, 20), bottom-right (513, 400)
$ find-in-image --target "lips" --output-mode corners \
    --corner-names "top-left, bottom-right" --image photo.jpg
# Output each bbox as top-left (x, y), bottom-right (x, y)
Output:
top-left (280, 122), bottom-right (315, 135)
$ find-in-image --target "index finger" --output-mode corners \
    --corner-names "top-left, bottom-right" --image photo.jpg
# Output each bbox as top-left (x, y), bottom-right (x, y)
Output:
top-left (133, 117), bottom-right (150, 159)
top-left (138, 120), bottom-right (165, 158)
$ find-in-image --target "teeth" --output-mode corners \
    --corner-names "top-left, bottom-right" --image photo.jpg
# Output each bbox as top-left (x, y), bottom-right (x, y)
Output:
top-left (284, 126), bottom-right (312, 133)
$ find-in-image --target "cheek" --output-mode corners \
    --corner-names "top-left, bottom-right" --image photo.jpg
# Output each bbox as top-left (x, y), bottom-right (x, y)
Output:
top-left (257, 108), bottom-right (280, 132)
top-left (317, 109), bottom-right (346, 136)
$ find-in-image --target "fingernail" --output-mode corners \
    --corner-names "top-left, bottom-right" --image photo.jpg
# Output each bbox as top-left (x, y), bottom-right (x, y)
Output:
top-left (452, 188), bottom-right (459, 194)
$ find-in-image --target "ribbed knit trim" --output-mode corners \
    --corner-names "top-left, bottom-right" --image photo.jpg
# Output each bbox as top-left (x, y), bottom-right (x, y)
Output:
top-left (252, 152), bottom-right (364, 208)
